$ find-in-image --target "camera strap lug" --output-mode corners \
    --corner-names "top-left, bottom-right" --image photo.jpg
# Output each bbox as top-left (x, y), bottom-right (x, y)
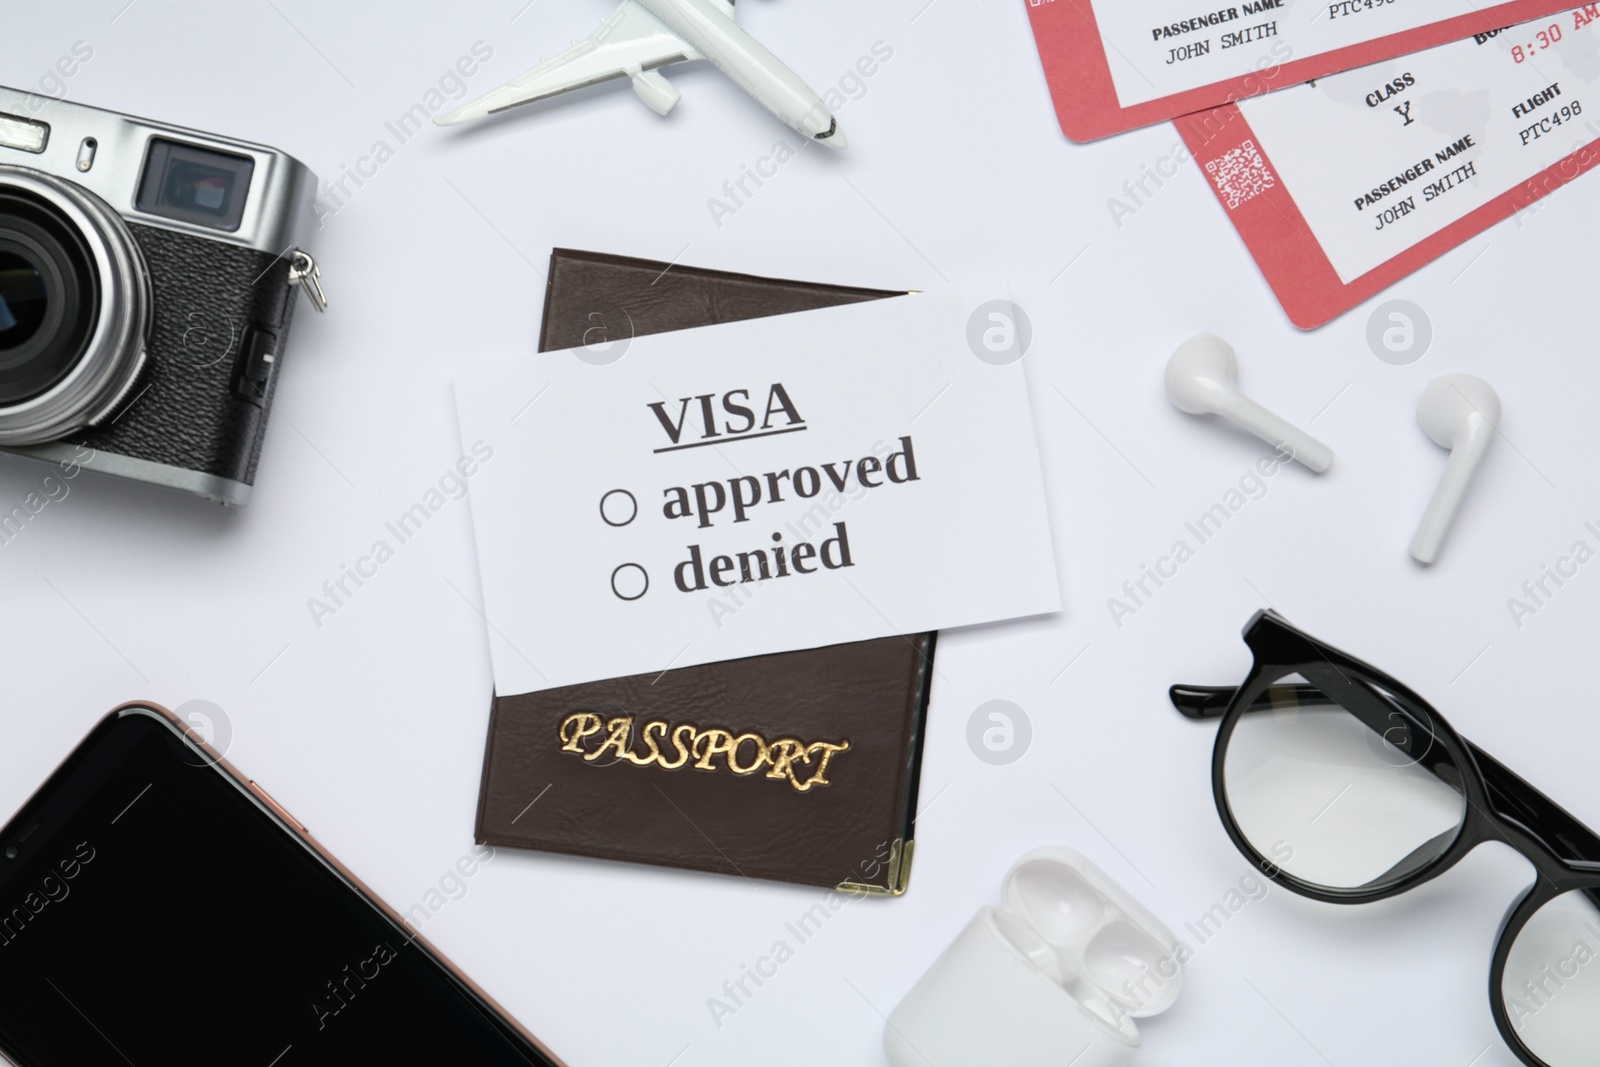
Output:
top-left (287, 250), bottom-right (327, 313)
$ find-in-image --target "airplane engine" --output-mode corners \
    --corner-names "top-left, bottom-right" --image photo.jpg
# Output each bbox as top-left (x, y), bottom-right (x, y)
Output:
top-left (630, 69), bottom-right (682, 115)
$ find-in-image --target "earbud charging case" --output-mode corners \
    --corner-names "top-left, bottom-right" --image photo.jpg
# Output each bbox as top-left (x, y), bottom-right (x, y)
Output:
top-left (885, 847), bottom-right (1184, 1067)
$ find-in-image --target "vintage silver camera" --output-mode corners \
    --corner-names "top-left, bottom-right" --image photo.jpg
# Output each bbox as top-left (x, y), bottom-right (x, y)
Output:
top-left (0, 86), bottom-right (324, 504)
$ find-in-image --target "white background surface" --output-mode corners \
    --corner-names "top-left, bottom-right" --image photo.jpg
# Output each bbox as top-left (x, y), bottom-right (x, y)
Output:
top-left (4, 2), bottom-right (1598, 1065)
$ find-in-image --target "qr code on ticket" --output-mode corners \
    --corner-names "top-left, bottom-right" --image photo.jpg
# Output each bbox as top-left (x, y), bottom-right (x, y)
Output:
top-left (1205, 140), bottom-right (1276, 209)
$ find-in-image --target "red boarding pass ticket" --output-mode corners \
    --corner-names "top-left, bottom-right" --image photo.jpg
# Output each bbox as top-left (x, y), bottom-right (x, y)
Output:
top-left (1175, 8), bottom-right (1600, 327)
top-left (1026, 0), bottom-right (1583, 140)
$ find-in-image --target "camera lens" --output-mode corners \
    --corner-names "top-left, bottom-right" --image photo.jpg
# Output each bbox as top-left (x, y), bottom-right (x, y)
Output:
top-left (3, 846), bottom-right (16, 860)
top-left (0, 167), bottom-right (149, 444)
top-left (0, 195), bottom-right (96, 408)
top-left (0, 251), bottom-right (49, 348)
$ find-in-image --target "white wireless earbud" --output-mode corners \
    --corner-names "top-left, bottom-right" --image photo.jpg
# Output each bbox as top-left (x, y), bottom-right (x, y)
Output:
top-left (1164, 334), bottom-right (1334, 472)
top-left (1409, 374), bottom-right (1500, 564)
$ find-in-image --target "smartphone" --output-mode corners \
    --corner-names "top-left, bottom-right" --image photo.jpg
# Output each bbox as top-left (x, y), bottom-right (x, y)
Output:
top-left (0, 703), bottom-right (565, 1066)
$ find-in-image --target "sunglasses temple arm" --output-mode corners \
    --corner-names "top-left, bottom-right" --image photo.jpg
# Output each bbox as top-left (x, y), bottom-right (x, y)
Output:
top-left (1169, 682), bottom-right (1330, 720)
top-left (1168, 684), bottom-right (1234, 719)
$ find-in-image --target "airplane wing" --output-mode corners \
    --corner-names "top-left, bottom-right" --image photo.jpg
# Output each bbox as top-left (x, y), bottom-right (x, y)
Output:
top-left (435, 0), bottom-right (735, 125)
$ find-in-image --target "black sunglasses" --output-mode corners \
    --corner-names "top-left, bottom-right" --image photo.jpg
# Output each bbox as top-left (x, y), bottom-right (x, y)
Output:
top-left (1171, 610), bottom-right (1600, 1067)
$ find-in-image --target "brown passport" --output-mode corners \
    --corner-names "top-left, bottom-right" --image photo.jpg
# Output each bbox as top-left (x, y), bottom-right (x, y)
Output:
top-left (475, 249), bottom-right (936, 894)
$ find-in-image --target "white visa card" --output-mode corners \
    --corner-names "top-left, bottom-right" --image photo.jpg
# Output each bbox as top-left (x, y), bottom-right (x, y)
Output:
top-left (452, 285), bottom-right (1061, 697)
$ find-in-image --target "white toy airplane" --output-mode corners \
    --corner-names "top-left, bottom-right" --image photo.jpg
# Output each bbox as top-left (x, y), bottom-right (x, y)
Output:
top-left (435, 0), bottom-right (846, 148)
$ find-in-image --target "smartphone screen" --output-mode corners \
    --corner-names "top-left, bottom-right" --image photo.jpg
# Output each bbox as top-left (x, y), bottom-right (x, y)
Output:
top-left (0, 708), bottom-right (557, 1066)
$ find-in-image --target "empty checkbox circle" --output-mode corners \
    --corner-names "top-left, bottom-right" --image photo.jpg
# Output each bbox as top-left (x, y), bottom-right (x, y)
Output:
top-left (611, 563), bottom-right (649, 601)
top-left (599, 489), bottom-right (638, 527)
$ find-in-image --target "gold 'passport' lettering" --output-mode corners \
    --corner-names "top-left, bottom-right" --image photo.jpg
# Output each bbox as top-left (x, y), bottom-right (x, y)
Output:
top-left (557, 713), bottom-right (850, 793)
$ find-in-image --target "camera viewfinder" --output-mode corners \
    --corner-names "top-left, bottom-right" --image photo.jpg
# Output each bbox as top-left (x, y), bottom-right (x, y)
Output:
top-left (135, 138), bottom-right (254, 232)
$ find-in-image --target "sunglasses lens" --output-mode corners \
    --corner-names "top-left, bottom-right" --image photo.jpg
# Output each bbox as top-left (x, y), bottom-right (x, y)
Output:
top-left (1221, 674), bottom-right (1467, 893)
top-left (1501, 889), bottom-right (1600, 1065)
